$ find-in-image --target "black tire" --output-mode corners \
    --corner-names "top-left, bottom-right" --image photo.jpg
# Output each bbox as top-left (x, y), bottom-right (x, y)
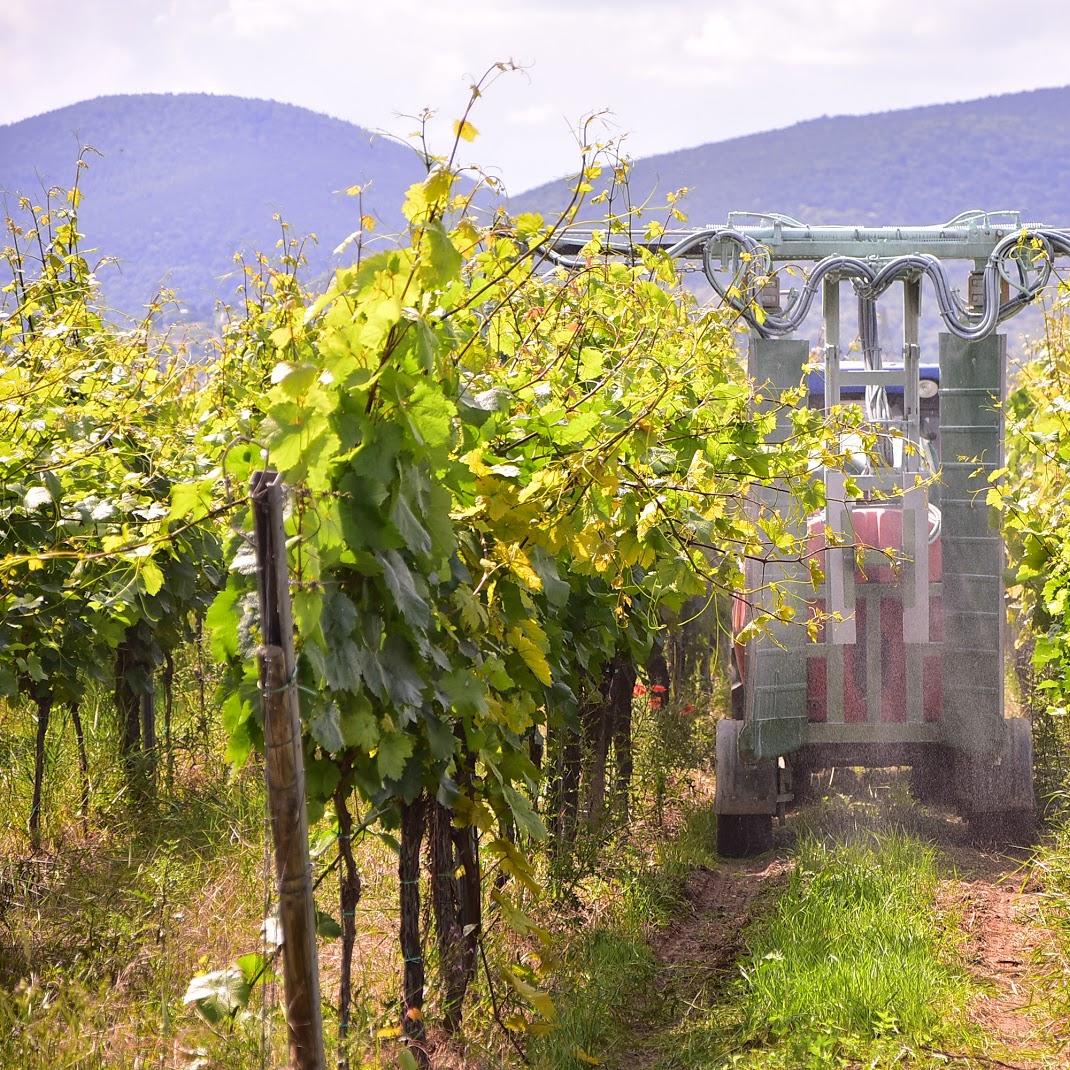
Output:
top-left (716, 813), bottom-right (773, 858)
top-left (909, 760), bottom-right (953, 806)
top-left (965, 809), bottom-right (1036, 848)
top-left (790, 759), bottom-right (814, 808)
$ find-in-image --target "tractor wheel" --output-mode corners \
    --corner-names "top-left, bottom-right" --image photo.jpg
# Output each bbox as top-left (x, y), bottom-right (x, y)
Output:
top-left (965, 809), bottom-right (1036, 848)
top-left (909, 758), bottom-right (953, 807)
top-left (787, 754), bottom-right (817, 808)
top-left (716, 813), bottom-right (773, 858)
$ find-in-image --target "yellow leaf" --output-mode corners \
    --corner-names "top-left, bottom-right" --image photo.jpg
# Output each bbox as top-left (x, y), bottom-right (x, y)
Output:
top-left (507, 626), bottom-right (552, 687)
top-left (360, 213), bottom-right (376, 231)
top-left (270, 325), bottom-right (298, 350)
top-left (27, 557), bottom-right (43, 571)
top-left (453, 119), bottom-right (479, 142)
top-left (502, 968), bottom-right (556, 1021)
top-left (575, 1049), bottom-right (603, 1065)
top-left (461, 448), bottom-right (489, 476)
top-left (344, 184), bottom-right (363, 196)
top-left (636, 500), bottom-right (660, 540)
top-left (495, 544), bottom-right (542, 592)
top-left (140, 558), bottom-right (164, 597)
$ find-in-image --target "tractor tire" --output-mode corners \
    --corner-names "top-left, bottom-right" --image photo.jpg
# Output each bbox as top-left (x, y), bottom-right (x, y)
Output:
top-left (789, 759), bottom-right (814, 808)
top-left (965, 809), bottom-right (1036, 849)
top-left (909, 758), bottom-right (953, 807)
top-left (716, 813), bottom-right (773, 858)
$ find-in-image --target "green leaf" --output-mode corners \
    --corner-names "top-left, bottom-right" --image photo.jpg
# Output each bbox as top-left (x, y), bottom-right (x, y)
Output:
top-left (170, 480), bottom-right (211, 522)
top-left (531, 548), bottom-right (569, 608)
top-left (502, 967), bottom-right (556, 1021)
top-left (236, 952), bottom-right (267, 986)
top-left (310, 701), bottom-right (345, 753)
top-left (377, 730), bottom-right (415, 781)
top-left (23, 486), bottom-right (52, 510)
top-left (441, 667), bottom-right (488, 717)
top-left (341, 695), bottom-right (379, 750)
top-left (425, 222), bottom-right (462, 286)
top-left (274, 363), bottom-right (319, 398)
top-left (315, 910), bottom-right (343, 940)
top-left (501, 782), bottom-right (546, 840)
top-left (406, 381), bottom-right (456, 463)
top-left (183, 967), bottom-right (248, 1024)
top-left (306, 756), bottom-right (342, 803)
top-left (140, 558), bottom-right (164, 597)
top-left (221, 691), bottom-right (252, 734)
top-left (378, 550), bottom-right (430, 631)
top-left (381, 636), bottom-right (426, 708)
top-left (207, 585), bottom-right (241, 661)
top-left (325, 636), bottom-right (362, 693)
top-left (423, 710), bottom-right (457, 761)
top-left (391, 491), bottom-right (432, 559)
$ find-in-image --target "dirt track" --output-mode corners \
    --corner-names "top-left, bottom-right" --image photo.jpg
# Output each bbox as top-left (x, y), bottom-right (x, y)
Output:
top-left (938, 845), bottom-right (1056, 1069)
top-left (615, 787), bottom-right (1067, 1070)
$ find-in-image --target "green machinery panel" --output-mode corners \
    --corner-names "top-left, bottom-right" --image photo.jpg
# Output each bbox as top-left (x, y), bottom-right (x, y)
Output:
top-left (938, 332), bottom-right (1006, 758)
top-left (739, 336), bottom-right (810, 761)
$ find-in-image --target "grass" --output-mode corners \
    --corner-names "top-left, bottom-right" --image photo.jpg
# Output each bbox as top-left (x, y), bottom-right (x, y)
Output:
top-left (1030, 818), bottom-right (1070, 1050)
top-left (724, 833), bottom-right (973, 1068)
top-left (592, 783), bottom-right (984, 1070)
top-left (3, 657), bottom-right (1026, 1070)
top-left (528, 805), bottom-right (721, 1070)
top-left (0, 665), bottom-right (728, 1070)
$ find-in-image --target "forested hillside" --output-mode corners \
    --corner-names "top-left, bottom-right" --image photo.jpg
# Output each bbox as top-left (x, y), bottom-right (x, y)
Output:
top-left (3, 87), bottom-right (1070, 323)
top-left (515, 85), bottom-right (1070, 228)
top-left (0, 94), bottom-right (425, 320)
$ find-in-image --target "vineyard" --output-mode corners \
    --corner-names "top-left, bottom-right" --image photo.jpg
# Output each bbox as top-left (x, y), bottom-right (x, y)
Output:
top-left (3, 90), bottom-right (1070, 1070)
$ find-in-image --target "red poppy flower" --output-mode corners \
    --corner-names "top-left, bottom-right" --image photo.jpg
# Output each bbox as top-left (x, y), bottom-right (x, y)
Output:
top-left (650, 697), bottom-right (663, 710)
top-left (633, 683), bottom-right (647, 697)
top-left (651, 684), bottom-right (667, 694)
top-left (681, 703), bottom-right (696, 714)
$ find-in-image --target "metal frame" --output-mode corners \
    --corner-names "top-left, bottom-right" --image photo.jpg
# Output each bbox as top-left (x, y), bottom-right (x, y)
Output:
top-left (548, 212), bottom-right (1060, 827)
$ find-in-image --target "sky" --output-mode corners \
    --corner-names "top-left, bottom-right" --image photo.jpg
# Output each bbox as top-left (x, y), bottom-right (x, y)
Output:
top-left (2, 0), bottom-right (1068, 194)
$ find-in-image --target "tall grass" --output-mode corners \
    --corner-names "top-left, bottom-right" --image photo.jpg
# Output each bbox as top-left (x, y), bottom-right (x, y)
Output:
top-left (1030, 817), bottom-right (1070, 1049)
top-left (528, 806), bottom-right (720, 1070)
top-left (729, 833), bottom-right (972, 1067)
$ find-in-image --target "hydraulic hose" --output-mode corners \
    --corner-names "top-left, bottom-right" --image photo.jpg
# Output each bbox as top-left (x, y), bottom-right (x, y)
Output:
top-left (696, 226), bottom-right (1070, 341)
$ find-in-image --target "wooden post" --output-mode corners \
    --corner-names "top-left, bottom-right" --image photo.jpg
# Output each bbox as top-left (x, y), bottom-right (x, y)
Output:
top-left (251, 470), bottom-right (326, 1070)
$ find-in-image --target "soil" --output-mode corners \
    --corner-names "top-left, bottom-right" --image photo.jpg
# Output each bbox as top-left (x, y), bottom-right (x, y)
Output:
top-left (654, 856), bottom-right (791, 979)
top-left (938, 842), bottom-right (1062, 1070)
top-left (612, 792), bottom-right (1069, 1070)
top-left (614, 850), bottom-right (791, 1069)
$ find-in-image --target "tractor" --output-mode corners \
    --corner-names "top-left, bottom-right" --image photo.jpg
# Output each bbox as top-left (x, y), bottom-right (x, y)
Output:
top-left (552, 212), bottom-right (1070, 856)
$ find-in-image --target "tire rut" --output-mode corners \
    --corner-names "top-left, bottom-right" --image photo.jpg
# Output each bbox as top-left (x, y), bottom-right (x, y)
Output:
top-left (938, 843), bottom-right (1063, 1070)
top-left (613, 853), bottom-right (791, 1069)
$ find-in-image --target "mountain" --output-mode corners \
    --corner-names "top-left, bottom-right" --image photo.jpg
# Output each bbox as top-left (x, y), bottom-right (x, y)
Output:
top-left (4, 86), bottom-right (1070, 328)
top-left (0, 94), bottom-right (426, 320)
top-left (514, 85), bottom-right (1070, 230)
top-left (515, 85), bottom-right (1070, 355)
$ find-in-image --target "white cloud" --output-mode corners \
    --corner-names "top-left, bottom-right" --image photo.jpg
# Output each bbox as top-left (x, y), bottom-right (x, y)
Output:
top-left (1, 0), bottom-right (1068, 191)
top-left (508, 104), bottom-right (553, 125)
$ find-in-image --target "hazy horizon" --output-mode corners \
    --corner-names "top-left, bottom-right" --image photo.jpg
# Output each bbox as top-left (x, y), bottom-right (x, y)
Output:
top-left (3, 0), bottom-right (1069, 192)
